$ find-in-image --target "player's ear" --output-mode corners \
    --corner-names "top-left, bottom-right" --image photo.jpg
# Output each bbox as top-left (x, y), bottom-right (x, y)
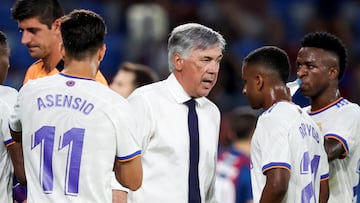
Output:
top-left (173, 52), bottom-right (183, 71)
top-left (59, 42), bottom-right (65, 59)
top-left (256, 74), bottom-right (264, 91)
top-left (53, 18), bottom-right (62, 32)
top-left (98, 43), bottom-right (106, 62)
top-left (328, 66), bottom-right (339, 80)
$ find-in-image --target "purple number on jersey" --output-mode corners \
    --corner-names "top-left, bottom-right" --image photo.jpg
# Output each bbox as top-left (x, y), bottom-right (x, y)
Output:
top-left (32, 126), bottom-right (85, 196)
top-left (300, 151), bottom-right (320, 203)
top-left (32, 126), bottom-right (55, 193)
top-left (59, 128), bottom-right (85, 195)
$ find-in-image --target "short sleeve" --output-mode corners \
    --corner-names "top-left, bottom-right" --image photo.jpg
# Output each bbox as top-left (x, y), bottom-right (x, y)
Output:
top-left (113, 100), bottom-right (141, 162)
top-left (257, 115), bottom-right (292, 174)
top-left (323, 109), bottom-right (360, 157)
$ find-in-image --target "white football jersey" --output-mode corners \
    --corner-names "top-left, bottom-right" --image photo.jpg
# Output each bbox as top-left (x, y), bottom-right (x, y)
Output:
top-left (0, 85), bottom-right (18, 108)
top-left (305, 97), bottom-right (360, 203)
top-left (0, 99), bottom-right (13, 203)
top-left (9, 73), bottom-right (141, 203)
top-left (251, 101), bottom-right (329, 203)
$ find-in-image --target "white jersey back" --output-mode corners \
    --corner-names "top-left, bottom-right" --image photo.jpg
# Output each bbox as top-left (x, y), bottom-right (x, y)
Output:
top-left (305, 97), bottom-right (360, 202)
top-left (9, 74), bottom-right (140, 203)
top-left (251, 101), bottom-right (329, 203)
top-left (0, 100), bottom-right (13, 203)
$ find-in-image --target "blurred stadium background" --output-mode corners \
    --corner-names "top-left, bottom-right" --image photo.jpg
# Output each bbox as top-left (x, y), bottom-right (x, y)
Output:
top-left (1, 0), bottom-right (360, 112)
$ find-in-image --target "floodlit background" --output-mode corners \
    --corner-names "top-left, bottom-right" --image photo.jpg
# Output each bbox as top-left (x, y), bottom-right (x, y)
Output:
top-left (1, 0), bottom-right (360, 112)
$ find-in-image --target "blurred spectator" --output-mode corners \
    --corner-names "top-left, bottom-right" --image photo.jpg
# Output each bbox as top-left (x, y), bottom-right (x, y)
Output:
top-left (216, 106), bottom-right (259, 203)
top-left (2, 0), bottom-right (359, 108)
top-left (125, 2), bottom-right (169, 77)
top-left (110, 61), bottom-right (159, 98)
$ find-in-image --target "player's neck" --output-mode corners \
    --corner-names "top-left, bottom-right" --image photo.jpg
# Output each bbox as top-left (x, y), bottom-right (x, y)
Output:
top-left (264, 84), bottom-right (291, 110)
top-left (310, 88), bottom-right (341, 111)
top-left (61, 58), bottom-right (98, 80)
top-left (42, 49), bottom-right (62, 74)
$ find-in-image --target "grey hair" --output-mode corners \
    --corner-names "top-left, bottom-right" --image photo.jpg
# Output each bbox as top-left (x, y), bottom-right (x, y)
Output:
top-left (167, 23), bottom-right (226, 72)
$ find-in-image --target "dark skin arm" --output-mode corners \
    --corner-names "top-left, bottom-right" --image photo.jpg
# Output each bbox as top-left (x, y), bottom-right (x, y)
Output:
top-left (324, 137), bottom-right (346, 161)
top-left (319, 179), bottom-right (329, 203)
top-left (7, 143), bottom-right (26, 185)
top-left (260, 168), bottom-right (290, 203)
top-left (10, 129), bottom-right (22, 143)
top-left (9, 129), bottom-right (26, 185)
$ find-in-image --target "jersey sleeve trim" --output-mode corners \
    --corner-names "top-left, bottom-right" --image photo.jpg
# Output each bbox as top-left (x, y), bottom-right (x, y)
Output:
top-left (324, 134), bottom-right (349, 158)
top-left (320, 173), bottom-right (329, 181)
top-left (117, 150), bottom-right (141, 163)
top-left (262, 162), bottom-right (291, 174)
top-left (4, 138), bottom-right (15, 147)
top-left (9, 125), bottom-right (22, 134)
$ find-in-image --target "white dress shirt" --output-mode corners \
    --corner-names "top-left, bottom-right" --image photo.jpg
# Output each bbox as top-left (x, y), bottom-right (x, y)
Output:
top-left (128, 73), bottom-right (220, 203)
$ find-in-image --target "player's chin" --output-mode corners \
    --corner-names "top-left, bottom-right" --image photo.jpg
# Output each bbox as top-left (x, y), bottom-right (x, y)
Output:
top-left (299, 86), bottom-right (312, 97)
top-left (29, 51), bottom-right (42, 59)
top-left (197, 88), bottom-right (212, 97)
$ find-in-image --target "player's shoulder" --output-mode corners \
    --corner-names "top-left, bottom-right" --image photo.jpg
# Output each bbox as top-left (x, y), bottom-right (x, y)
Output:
top-left (0, 85), bottom-right (18, 95)
top-left (335, 98), bottom-right (360, 120)
top-left (0, 99), bottom-right (10, 116)
top-left (263, 101), bottom-right (299, 117)
top-left (259, 102), bottom-right (301, 124)
top-left (23, 73), bottom-right (57, 86)
top-left (28, 59), bottom-right (44, 70)
top-left (337, 98), bottom-right (360, 110)
top-left (310, 98), bottom-right (360, 116)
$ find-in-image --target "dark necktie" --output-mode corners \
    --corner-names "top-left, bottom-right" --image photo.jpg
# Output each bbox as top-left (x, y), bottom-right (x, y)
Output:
top-left (185, 99), bottom-right (201, 203)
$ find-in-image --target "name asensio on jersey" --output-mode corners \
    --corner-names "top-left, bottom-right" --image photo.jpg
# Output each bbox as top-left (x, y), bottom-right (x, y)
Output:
top-left (37, 94), bottom-right (94, 115)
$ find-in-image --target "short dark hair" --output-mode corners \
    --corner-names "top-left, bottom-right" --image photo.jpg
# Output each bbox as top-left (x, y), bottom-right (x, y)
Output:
top-left (300, 32), bottom-right (348, 80)
top-left (60, 9), bottom-right (107, 60)
top-left (119, 62), bottom-right (159, 88)
top-left (11, 0), bottom-right (64, 29)
top-left (243, 46), bottom-right (290, 83)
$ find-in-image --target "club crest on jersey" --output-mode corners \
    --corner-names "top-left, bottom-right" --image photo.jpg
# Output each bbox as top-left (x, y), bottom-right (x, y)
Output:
top-left (66, 80), bottom-right (75, 87)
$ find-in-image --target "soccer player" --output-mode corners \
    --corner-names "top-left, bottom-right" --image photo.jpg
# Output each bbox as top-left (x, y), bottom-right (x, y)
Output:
top-left (0, 31), bottom-right (18, 106)
top-left (296, 32), bottom-right (360, 202)
top-left (0, 30), bottom-right (25, 203)
top-left (9, 9), bottom-right (142, 203)
top-left (11, 0), bottom-right (108, 86)
top-left (241, 46), bottom-right (329, 203)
